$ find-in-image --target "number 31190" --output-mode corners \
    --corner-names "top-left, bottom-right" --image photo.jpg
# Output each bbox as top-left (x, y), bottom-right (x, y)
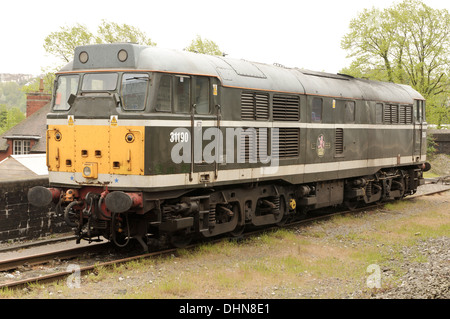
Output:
top-left (170, 131), bottom-right (189, 143)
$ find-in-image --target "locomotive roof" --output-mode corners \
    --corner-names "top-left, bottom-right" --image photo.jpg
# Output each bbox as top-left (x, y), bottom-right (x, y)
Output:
top-left (62, 43), bottom-right (424, 104)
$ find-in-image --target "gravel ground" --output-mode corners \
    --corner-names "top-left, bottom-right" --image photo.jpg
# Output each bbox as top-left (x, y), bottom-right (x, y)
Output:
top-left (369, 237), bottom-right (449, 299)
top-left (1, 183), bottom-right (448, 300)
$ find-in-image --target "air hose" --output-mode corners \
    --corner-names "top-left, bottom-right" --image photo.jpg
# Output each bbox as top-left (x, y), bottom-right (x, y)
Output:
top-left (64, 201), bottom-right (82, 227)
top-left (111, 212), bottom-right (130, 247)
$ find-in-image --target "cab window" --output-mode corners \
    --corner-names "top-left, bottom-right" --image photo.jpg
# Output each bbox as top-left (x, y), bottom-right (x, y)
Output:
top-left (375, 103), bottom-right (383, 124)
top-left (414, 100), bottom-right (425, 123)
top-left (312, 97), bottom-right (322, 122)
top-left (82, 73), bottom-right (118, 91)
top-left (345, 101), bottom-right (355, 123)
top-left (174, 76), bottom-right (190, 113)
top-left (54, 74), bottom-right (80, 111)
top-left (155, 74), bottom-right (172, 112)
top-left (121, 73), bottom-right (149, 111)
top-left (195, 77), bottom-right (210, 114)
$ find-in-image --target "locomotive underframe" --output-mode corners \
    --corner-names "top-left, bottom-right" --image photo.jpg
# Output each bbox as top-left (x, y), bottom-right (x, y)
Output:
top-left (49, 164), bottom-right (424, 251)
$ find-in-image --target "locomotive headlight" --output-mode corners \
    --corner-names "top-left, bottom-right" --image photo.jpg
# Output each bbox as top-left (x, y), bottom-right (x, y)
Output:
top-left (82, 163), bottom-right (98, 179)
top-left (83, 166), bottom-right (91, 176)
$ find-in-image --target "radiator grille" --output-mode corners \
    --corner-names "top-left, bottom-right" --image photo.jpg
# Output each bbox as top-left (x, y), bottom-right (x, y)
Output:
top-left (272, 128), bottom-right (299, 158)
top-left (239, 128), bottom-right (258, 163)
top-left (273, 95), bottom-right (300, 121)
top-left (400, 105), bottom-right (413, 124)
top-left (241, 92), bottom-right (269, 120)
top-left (384, 104), bottom-right (392, 123)
top-left (390, 105), bottom-right (399, 123)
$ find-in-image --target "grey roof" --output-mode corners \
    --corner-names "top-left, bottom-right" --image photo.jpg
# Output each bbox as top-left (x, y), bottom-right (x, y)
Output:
top-left (0, 103), bottom-right (50, 153)
top-left (0, 154), bottom-right (47, 180)
top-left (61, 44), bottom-right (425, 105)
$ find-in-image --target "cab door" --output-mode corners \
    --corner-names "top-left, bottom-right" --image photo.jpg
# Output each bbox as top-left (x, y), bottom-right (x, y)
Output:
top-left (191, 76), bottom-right (218, 183)
top-left (413, 99), bottom-right (425, 160)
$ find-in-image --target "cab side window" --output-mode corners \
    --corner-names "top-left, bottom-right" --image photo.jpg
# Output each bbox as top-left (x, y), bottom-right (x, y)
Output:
top-left (155, 74), bottom-right (172, 112)
top-left (345, 101), bottom-right (355, 123)
top-left (121, 73), bottom-right (149, 111)
top-left (195, 77), bottom-right (210, 114)
top-left (312, 97), bottom-right (322, 122)
top-left (174, 76), bottom-right (190, 113)
top-left (375, 103), bottom-right (383, 124)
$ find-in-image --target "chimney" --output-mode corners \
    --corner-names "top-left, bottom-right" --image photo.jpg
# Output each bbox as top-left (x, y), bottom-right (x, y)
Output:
top-left (26, 78), bottom-right (52, 117)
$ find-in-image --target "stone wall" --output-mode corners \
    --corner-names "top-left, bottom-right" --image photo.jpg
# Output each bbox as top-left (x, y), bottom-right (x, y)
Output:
top-left (0, 177), bottom-right (70, 243)
top-left (429, 130), bottom-right (450, 155)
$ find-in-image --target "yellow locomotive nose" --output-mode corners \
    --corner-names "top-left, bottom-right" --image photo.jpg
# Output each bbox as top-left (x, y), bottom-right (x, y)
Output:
top-left (47, 123), bottom-right (144, 185)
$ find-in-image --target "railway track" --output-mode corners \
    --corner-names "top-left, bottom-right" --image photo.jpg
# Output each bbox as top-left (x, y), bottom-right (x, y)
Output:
top-left (1, 185), bottom-right (449, 291)
top-left (0, 243), bottom-right (109, 272)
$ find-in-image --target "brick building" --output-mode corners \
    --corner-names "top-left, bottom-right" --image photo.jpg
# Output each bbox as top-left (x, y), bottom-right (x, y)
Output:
top-left (0, 80), bottom-right (51, 161)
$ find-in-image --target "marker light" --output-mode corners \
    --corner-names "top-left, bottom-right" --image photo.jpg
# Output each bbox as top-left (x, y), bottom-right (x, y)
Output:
top-left (118, 49), bottom-right (128, 62)
top-left (79, 51), bottom-right (89, 64)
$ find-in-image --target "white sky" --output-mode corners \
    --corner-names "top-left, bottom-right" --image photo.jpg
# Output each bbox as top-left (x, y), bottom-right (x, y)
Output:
top-left (0, 0), bottom-right (448, 76)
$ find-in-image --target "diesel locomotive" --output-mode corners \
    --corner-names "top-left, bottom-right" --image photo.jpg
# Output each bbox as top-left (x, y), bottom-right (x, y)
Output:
top-left (28, 43), bottom-right (430, 251)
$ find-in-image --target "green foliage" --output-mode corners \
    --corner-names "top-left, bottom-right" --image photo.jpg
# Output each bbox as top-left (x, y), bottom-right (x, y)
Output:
top-left (21, 72), bottom-right (55, 95)
top-left (0, 82), bottom-right (26, 112)
top-left (44, 23), bottom-right (94, 63)
top-left (426, 133), bottom-right (437, 157)
top-left (341, 0), bottom-right (450, 125)
top-left (0, 105), bottom-right (25, 134)
top-left (184, 35), bottom-right (223, 56)
top-left (96, 20), bottom-right (156, 46)
top-left (44, 20), bottom-right (157, 68)
top-left (425, 93), bottom-right (450, 128)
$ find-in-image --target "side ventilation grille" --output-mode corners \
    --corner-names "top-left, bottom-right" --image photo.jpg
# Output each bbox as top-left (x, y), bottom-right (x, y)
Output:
top-left (335, 128), bottom-right (344, 155)
top-left (241, 92), bottom-right (269, 120)
top-left (273, 95), bottom-right (300, 121)
top-left (273, 128), bottom-right (299, 158)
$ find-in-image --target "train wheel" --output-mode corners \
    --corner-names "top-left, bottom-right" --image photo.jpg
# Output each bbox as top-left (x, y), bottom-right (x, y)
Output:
top-left (170, 231), bottom-right (194, 248)
top-left (344, 199), bottom-right (359, 211)
top-left (229, 204), bottom-right (244, 237)
top-left (276, 196), bottom-right (289, 226)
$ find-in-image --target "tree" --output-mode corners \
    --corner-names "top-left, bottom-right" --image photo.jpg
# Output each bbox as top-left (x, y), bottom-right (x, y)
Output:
top-left (21, 72), bottom-right (55, 95)
top-left (0, 105), bottom-right (25, 134)
top-left (341, 8), bottom-right (398, 82)
top-left (0, 82), bottom-right (26, 112)
top-left (185, 35), bottom-right (223, 56)
top-left (96, 20), bottom-right (156, 46)
top-left (44, 23), bottom-right (94, 63)
top-left (44, 20), bottom-right (156, 66)
top-left (341, 0), bottom-right (450, 124)
top-left (391, 0), bottom-right (450, 99)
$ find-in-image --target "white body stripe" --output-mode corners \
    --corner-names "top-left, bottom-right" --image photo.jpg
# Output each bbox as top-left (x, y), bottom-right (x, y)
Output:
top-left (49, 155), bottom-right (426, 188)
top-left (47, 118), bottom-right (427, 131)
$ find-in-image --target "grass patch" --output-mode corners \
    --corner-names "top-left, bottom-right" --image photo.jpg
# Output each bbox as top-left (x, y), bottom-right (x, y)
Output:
top-left (156, 277), bottom-right (196, 297)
